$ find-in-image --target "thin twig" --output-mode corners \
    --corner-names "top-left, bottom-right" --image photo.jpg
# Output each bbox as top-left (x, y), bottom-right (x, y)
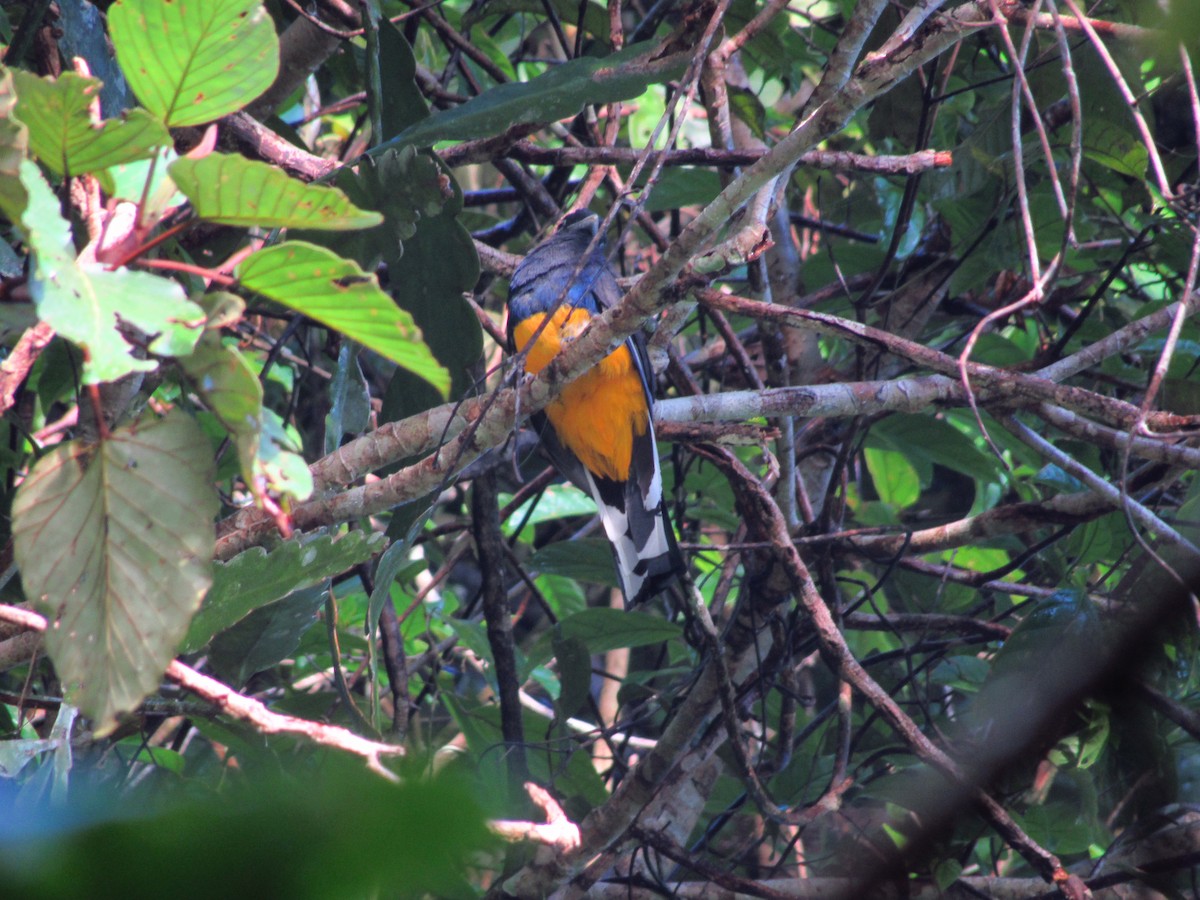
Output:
top-left (0, 604), bottom-right (406, 779)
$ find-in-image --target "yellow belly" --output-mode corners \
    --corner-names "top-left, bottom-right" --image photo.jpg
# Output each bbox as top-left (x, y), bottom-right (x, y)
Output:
top-left (512, 308), bottom-right (649, 482)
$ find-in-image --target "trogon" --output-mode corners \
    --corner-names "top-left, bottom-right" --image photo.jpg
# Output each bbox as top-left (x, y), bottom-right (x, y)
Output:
top-left (507, 211), bottom-right (684, 605)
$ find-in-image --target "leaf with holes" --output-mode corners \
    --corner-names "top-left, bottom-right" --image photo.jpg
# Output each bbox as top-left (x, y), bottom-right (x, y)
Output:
top-left (237, 241), bottom-right (449, 395)
top-left (17, 160), bottom-right (204, 384)
top-left (11, 71), bottom-right (168, 180)
top-left (170, 153), bottom-right (382, 230)
top-left (11, 412), bottom-right (218, 734)
top-left (108, 0), bottom-right (279, 127)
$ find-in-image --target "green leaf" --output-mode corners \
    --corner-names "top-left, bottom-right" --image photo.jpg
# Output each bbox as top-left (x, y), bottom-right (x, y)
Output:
top-left (208, 584), bottom-right (327, 687)
top-left (525, 608), bottom-right (681, 673)
top-left (933, 859), bottom-right (963, 892)
top-left (108, 0), bottom-right (280, 127)
top-left (256, 408), bottom-right (314, 502)
top-left (184, 530), bottom-right (386, 653)
top-left (0, 69), bottom-right (30, 223)
top-left (320, 145), bottom-right (454, 268)
top-left (0, 764), bottom-right (491, 900)
top-left (17, 160), bottom-right (204, 384)
top-left (864, 446), bottom-right (920, 508)
top-left (324, 342), bottom-right (371, 455)
top-left (11, 412), bottom-right (218, 734)
top-left (366, 537), bottom-right (414, 641)
top-left (236, 241), bottom-right (450, 396)
top-left (382, 42), bottom-right (687, 150)
top-left (529, 538), bottom-right (619, 588)
top-left (728, 86), bottom-right (767, 140)
top-left (10, 70), bottom-right (169, 179)
top-left (552, 634), bottom-right (592, 721)
top-left (106, 145), bottom-right (184, 229)
top-left (178, 330), bottom-right (263, 480)
top-left (383, 176), bottom-right (481, 399)
top-left (502, 484), bottom-right (598, 534)
top-left (169, 153), bottom-right (383, 230)
top-left (316, 143), bottom-right (480, 399)
top-left (868, 414), bottom-right (1001, 484)
top-left (378, 20), bottom-right (430, 138)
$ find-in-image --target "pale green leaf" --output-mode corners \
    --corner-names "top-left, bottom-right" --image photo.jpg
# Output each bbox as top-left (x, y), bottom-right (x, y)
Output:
top-left (106, 146), bottom-right (183, 228)
top-left (18, 161), bottom-right (204, 384)
top-left (170, 153), bottom-right (383, 230)
top-left (257, 408), bottom-right (314, 502)
top-left (11, 412), bottom-right (218, 734)
top-left (10, 70), bottom-right (169, 178)
top-left (864, 446), bottom-right (920, 508)
top-left (0, 69), bottom-right (29, 223)
top-left (108, 0), bottom-right (280, 127)
top-left (236, 241), bottom-right (450, 395)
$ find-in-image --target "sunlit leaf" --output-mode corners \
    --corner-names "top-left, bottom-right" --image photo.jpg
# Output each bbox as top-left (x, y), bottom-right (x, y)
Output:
top-left (17, 161), bottom-right (204, 384)
top-left (11, 412), bottom-right (218, 734)
top-left (256, 408), bottom-right (315, 502)
top-left (10, 70), bottom-right (168, 179)
top-left (170, 153), bottom-right (383, 229)
top-left (108, 0), bottom-right (279, 127)
top-left (864, 446), bottom-right (920, 508)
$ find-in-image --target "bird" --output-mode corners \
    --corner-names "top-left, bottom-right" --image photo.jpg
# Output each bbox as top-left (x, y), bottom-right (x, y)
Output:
top-left (506, 210), bottom-right (684, 606)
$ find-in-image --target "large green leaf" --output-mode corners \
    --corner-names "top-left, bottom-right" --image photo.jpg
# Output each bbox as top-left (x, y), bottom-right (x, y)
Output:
top-left (378, 20), bottom-right (431, 138)
top-left (0, 69), bottom-right (27, 223)
top-left (169, 153), bottom-right (383, 230)
top-left (10, 70), bottom-right (168, 178)
top-left (208, 584), bottom-right (328, 687)
top-left (18, 161), bottom-right (204, 384)
top-left (184, 530), bottom-right (386, 652)
top-left (381, 41), bottom-right (686, 150)
top-left (108, 0), bottom-right (279, 127)
top-left (10, 412), bottom-right (218, 734)
top-left (236, 241), bottom-right (450, 395)
top-left (868, 414), bottom-right (1002, 484)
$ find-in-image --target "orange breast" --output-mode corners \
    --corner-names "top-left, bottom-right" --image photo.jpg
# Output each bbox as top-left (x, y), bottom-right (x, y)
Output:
top-left (512, 308), bottom-right (649, 482)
